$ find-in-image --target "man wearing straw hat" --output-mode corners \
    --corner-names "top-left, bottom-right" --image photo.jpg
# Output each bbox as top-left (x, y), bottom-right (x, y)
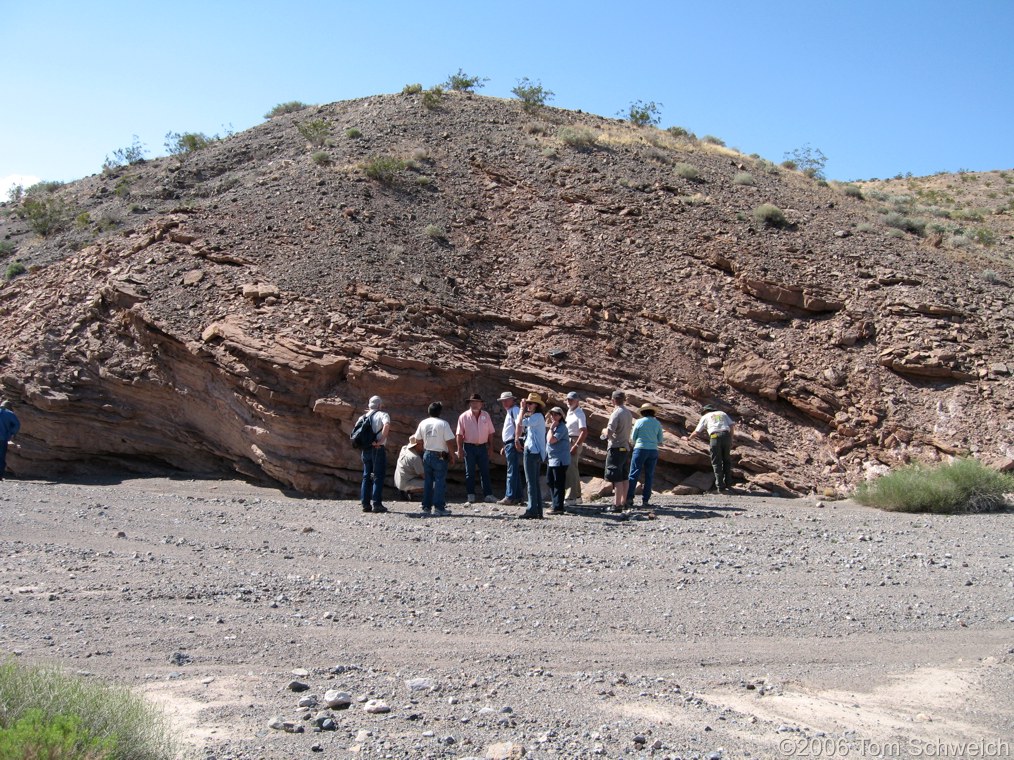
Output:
top-left (516, 392), bottom-right (547, 519)
top-left (395, 435), bottom-right (425, 500)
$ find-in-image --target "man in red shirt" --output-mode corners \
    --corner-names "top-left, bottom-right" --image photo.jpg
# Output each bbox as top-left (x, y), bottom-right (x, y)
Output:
top-left (455, 393), bottom-right (497, 504)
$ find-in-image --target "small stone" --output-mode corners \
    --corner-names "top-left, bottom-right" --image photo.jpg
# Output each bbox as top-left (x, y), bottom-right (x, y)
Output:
top-left (485, 741), bottom-right (527, 759)
top-left (324, 690), bottom-right (353, 709)
top-left (405, 677), bottom-right (435, 692)
top-left (288, 680), bottom-right (310, 692)
top-left (633, 734), bottom-right (647, 745)
top-left (297, 695), bottom-right (319, 708)
top-left (363, 699), bottom-right (391, 714)
top-left (292, 668), bottom-right (310, 677)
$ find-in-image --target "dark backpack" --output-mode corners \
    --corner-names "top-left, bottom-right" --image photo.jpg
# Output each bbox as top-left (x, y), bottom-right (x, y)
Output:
top-left (350, 411), bottom-right (377, 449)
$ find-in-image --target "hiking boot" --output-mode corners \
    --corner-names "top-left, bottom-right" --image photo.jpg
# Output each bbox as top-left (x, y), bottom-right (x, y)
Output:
top-left (466, 494), bottom-right (476, 504)
top-left (434, 507), bottom-right (452, 517)
top-left (497, 497), bottom-right (519, 505)
top-left (361, 504), bottom-right (373, 513)
top-left (371, 503), bottom-right (388, 513)
top-left (484, 495), bottom-right (497, 503)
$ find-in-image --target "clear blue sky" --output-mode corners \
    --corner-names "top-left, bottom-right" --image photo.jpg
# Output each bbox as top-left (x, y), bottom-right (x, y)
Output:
top-left (2, 0), bottom-right (1012, 195)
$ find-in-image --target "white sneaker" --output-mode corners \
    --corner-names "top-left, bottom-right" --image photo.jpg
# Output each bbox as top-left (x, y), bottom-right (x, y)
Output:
top-left (484, 495), bottom-right (497, 503)
top-left (564, 499), bottom-right (579, 507)
top-left (466, 494), bottom-right (476, 503)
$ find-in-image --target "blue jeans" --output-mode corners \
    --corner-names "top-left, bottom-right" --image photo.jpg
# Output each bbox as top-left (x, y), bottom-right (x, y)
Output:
top-left (0, 439), bottom-right (8, 478)
top-left (627, 448), bottom-right (659, 506)
top-left (463, 443), bottom-right (494, 498)
top-left (503, 440), bottom-right (522, 501)
top-left (422, 451), bottom-right (449, 510)
top-left (547, 465), bottom-right (568, 511)
top-left (360, 446), bottom-right (387, 506)
top-left (523, 451), bottom-right (543, 515)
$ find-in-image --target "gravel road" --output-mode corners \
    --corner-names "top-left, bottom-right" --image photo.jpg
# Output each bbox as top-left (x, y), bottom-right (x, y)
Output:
top-left (1, 476), bottom-right (1011, 759)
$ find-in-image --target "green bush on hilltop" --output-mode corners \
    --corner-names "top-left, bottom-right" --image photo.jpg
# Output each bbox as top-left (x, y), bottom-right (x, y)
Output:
top-left (164, 131), bottom-right (215, 157)
top-left (264, 101), bottom-right (309, 119)
top-left (401, 83), bottom-right (423, 95)
top-left (103, 135), bottom-right (147, 171)
top-left (512, 78), bottom-right (554, 112)
top-left (854, 458), bottom-right (1013, 514)
top-left (621, 100), bottom-right (662, 127)
top-left (443, 69), bottom-right (488, 92)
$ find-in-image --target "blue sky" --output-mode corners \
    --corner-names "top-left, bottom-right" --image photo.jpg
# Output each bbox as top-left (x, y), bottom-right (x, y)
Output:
top-left (2, 0), bottom-right (1012, 195)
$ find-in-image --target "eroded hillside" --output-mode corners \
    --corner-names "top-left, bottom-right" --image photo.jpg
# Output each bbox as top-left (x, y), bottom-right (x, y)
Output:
top-left (1, 92), bottom-right (1011, 495)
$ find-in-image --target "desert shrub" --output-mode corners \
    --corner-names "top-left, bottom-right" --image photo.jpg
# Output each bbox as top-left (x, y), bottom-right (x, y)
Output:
top-left (856, 222), bottom-right (875, 233)
top-left (443, 68), bottom-right (488, 92)
top-left (752, 203), bottom-right (786, 227)
top-left (621, 100), bottom-right (662, 127)
top-left (423, 223), bottom-right (447, 241)
top-left (701, 135), bottom-right (725, 146)
top-left (103, 135), bottom-right (147, 171)
top-left (264, 101), bottom-right (308, 119)
top-left (0, 659), bottom-right (181, 759)
top-left (0, 240), bottom-right (14, 256)
top-left (512, 78), bottom-right (554, 112)
top-left (886, 228), bottom-right (905, 239)
top-left (4, 261), bottom-right (26, 280)
top-left (26, 180), bottom-right (64, 195)
top-left (22, 196), bottom-right (71, 236)
top-left (114, 178), bottom-right (131, 198)
top-left (164, 131), bottom-right (214, 157)
top-left (951, 207), bottom-right (986, 222)
top-left (674, 163), bottom-right (700, 181)
top-left (883, 211), bottom-right (926, 236)
top-left (345, 127), bottom-right (362, 139)
top-left (784, 144), bottom-right (828, 180)
top-left (362, 155), bottom-right (407, 184)
top-left (666, 125), bottom-right (696, 141)
top-left (75, 211), bottom-right (92, 229)
top-left (853, 458), bottom-right (1013, 514)
top-left (297, 118), bottom-right (330, 147)
top-left (842, 184), bottom-right (864, 199)
top-left (732, 172), bottom-right (755, 186)
top-left (972, 227), bottom-right (996, 246)
top-left (421, 86), bottom-right (444, 110)
top-left (401, 83), bottom-right (423, 95)
top-left (7, 185), bottom-right (24, 204)
top-left (982, 269), bottom-right (999, 283)
top-left (781, 159), bottom-right (798, 171)
top-left (311, 151), bottom-right (331, 166)
top-left (949, 234), bottom-right (972, 248)
top-left (557, 126), bottom-right (597, 150)
top-left (683, 193), bottom-right (711, 206)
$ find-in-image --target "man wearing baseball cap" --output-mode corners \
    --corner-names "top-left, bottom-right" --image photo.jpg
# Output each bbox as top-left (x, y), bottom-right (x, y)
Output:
top-left (497, 391), bottom-right (522, 505)
top-left (563, 391), bottom-right (587, 506)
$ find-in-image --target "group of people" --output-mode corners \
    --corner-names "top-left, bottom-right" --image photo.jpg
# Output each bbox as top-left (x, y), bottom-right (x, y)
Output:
top-left (355, 391), bottom-right (736, 519)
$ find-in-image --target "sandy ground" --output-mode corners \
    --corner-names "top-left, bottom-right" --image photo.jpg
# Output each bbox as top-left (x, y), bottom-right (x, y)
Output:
top-left (1, 475), bottom-right (1012, 759)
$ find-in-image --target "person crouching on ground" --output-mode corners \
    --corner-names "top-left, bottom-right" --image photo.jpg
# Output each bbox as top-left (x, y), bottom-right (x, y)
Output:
top-left (516, 393), bottom-right (547, 519)
top-left (626, 403), bottom-right (664, 508)
top-left (395, 435), bottom-right (425, 500)
top-left (413, 402), bottom-right (457, 516)
top-left (546, 406), bottom-right (571, 515)
top-left (685, 403), bottom-right (736, 492)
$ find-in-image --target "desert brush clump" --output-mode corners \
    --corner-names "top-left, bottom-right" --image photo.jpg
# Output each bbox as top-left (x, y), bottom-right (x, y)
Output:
top-left (853, 458), bottom-right (1013, 514)
top-left (674, 163), bottom-right (701, 181)
top-left (512, 78), bottom-right (554, 112)
top-left (443, 69), bottom-right (488, 92)
top-left (164, 131), bottom-right (215, 158)
top-left (297, 118), bottom-right (330, 147)
top-left (557, 126), bottom-right (597, 150)
top-left (732, 172), bottom-right (756, 186)
top-left (0, 658), bottom-right (182, 760)
top-left (753, 203), bottom-right (787, 227)
top-left (264, 101), bottom-right (309, 119)
top-left (621, 100), bottom-right (662, 127)
top-left (362, 155), bottom-right (408, 184)
top-left (102, 136), bottom-right (147, 171)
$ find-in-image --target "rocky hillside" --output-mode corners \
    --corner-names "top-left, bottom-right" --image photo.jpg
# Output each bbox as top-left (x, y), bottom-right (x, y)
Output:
top-left (1, 91), bottom-right (1012, 496)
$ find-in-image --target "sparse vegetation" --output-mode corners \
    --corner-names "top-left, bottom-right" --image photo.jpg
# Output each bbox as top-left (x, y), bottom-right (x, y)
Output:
top-left (22, 195), bottom-right (71, 237)
top-left (972, 227), bottom-right (996, 246)
top-left (856, 222), bottom-right (875, 233)
top-left (102, 135), bottom-right (147, 171)
top-left (701, 135), bottom-right (726, 146)
top-left (854, 458), bottom-right (1013, 514)
top-left (753, 203), bottom-right (787, 227)
top-left (732, 172), bottom-right (756, 186)
top-left (512, 78), bottom-right (554, 112)
top-left (311, 151), bottom-right (331, 166)
top-left (883, 211), bottom-right (926, 236)
top-left (0, 658), bottom-right (182, 759)
top-left (674, 163), bottom-right (700, 181)
top-left (557, 126), bottom-right (597, 150)
top-left (784, 144), bottom-right (828, 180)
top-left (297, 118), bottom-right (330, 147)
top-left (421, 86), bottom-right (445, 110)
top-left (666, 126), bottom-right (696, 141)
top-left (264, 101), bottom-right (308, 119)
top-left (423, 223), bottom-right (447, 241)
top-left (0, 240), bottom-right (14, 256)
top-left (362, 155), bottom-right (408, 184)
top-left (443, 69), bottom-right (488, 92)
top-left (841, 184), bottom-right (864, 199)
top-left (4, 261), bottom-right (26, 280)
top-left (164, 131), bottom-right (215, 157)
top-left (621, 100), bottom-right (662, 127)
top-left (401, 83), bottom-right (423, 95)
top-left (345, 127), bottom-right (363, 139)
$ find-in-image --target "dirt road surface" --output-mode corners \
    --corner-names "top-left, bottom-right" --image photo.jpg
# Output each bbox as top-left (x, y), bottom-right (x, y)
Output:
top-left (2, 476), bottom-right (1011, 759)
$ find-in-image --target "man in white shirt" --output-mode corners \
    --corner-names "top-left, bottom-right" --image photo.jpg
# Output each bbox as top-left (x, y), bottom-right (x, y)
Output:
top-left (563, 391), bottom-right (588, 506)
top-left (685, 404), bottom-right (736, 491)
top-left (413, 402), bottom-right (457, 516)
top-left (496, 391), bottom-right (522, 505)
